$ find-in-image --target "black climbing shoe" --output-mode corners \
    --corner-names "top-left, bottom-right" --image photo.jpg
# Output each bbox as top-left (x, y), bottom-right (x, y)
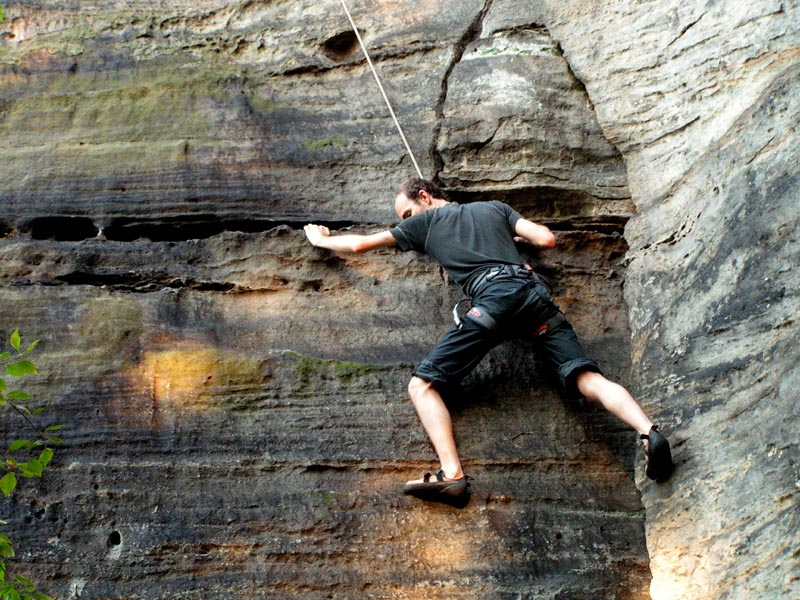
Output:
top-left (402, 470), bottom-right (472, 506)
top-left (641, 425), bottom-right (674, 483)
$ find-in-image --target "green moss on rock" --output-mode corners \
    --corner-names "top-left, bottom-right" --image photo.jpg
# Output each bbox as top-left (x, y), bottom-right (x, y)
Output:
top-left (301, 136), bottom-right (347, 152)
top-left (288, 351), bottom-right (386, 393)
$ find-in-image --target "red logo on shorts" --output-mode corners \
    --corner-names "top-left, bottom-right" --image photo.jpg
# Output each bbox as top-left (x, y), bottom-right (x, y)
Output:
top-left (468, 308), bottom-right (482, 318)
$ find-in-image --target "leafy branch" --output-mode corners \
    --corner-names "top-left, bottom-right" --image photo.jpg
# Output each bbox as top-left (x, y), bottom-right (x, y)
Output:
top-left (1, 329), bottom-right (60, 600)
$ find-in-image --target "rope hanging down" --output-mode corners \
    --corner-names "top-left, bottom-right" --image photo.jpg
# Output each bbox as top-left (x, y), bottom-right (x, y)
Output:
top-left (337, 0), bottom-right (424, 179)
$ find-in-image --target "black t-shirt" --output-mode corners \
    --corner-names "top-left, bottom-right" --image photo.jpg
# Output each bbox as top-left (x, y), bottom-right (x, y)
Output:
top-left (390, 201), bottom-right (524, 293)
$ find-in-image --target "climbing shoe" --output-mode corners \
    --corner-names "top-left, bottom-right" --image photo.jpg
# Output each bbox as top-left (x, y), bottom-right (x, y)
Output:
top-left (402, 470), bottom-right (472, 506)
top-left (641, 425), bottom-right (674, 483)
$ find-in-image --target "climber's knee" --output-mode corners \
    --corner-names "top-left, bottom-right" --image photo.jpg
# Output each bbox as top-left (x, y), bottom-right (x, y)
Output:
top-left (408, 375), bottom-right (432, 400)
top-left (575, 370), bottom-right (608, 402)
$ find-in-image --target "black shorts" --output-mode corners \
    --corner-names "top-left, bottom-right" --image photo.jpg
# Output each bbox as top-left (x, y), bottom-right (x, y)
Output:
top-left (412, 275), bottom-right (600, 398)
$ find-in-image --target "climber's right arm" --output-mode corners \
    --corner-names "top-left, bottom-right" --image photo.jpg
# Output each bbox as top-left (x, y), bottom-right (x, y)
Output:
top-left (514, 218), bottom-right (556, 249)
top-left (304, 224), bottom-right (397, 253)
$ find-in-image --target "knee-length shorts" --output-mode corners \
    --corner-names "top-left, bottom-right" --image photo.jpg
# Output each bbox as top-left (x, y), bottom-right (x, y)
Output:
top-left (412, 275), bottom-right (600, 397)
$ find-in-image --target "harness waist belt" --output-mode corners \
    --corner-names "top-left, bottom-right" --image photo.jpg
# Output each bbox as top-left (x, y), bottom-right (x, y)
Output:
top-left (467, 263), bottom-right (535, 298)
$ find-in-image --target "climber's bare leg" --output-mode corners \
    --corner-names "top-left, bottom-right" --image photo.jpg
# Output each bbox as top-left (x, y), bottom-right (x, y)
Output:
top-left (576, 370), bottom-right (653, 436)
top-left (405, 376), bottom-right (465, 483)
top-left (577, 370), bottom-right (676, 481)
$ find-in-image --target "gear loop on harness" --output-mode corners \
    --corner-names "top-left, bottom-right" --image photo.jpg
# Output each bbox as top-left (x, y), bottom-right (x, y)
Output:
top-left (452, 298), bottom-right (472, 328)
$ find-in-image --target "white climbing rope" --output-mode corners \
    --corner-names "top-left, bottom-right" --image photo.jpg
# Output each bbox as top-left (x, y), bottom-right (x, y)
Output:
top-left (337, 0), bottom-right (424, 179)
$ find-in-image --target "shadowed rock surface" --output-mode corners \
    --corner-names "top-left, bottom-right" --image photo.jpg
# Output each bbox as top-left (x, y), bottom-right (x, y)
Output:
top-left (1, 1), bottom-right (798, 599)
top-left (546, 2), bottom-right (800, 599)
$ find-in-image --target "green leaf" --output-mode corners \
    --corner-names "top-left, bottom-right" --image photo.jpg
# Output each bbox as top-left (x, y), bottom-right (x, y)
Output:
top-left (10, 330), bottom-right (20, 352)
top-left (0, 542), bottom-right (14, 558)
top-left (18, 361), bottom-right (37, 375)
top-left (23, 340), bottom-right (40, 355)
top-left (44, 425), bottom-right (64, 432)
top-left (45, 436), bottom-right (63, 445)
top-left (18, 459), bottom-right (43, 478)
top-left (0, 353), bottom-right (9, 361)
top-left (5, 361), bottom-right (36, 378)
top-left (38, 448), bottom-right (54, 468)
top-left (0, 473), bottom-right (17, 497)
top-left (0, 378), bottom-right (6, 391)
top-left (8, 440), bottom-right (31, 452)
top-left (14, 575), bottom-right (33, 587)
top-left (32, 408), bottom-right (45, 415)
top-left (6, 391), bottom-right (30, 401)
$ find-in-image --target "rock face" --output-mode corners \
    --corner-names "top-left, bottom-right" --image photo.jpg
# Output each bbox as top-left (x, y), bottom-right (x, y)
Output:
top-left (545, 2), bottom-right (800, 599)
top-left (0, 1), bottom-right (797, 599)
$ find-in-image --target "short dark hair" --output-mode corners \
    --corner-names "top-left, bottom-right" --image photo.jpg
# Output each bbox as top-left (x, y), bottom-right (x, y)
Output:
top-left (398, 178), bottom-right (449, 203)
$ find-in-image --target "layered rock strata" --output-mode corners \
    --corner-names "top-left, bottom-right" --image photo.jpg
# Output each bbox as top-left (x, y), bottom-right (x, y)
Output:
top-left (4, 0), bottom-right (796, 599)
top-left (1, 1), bottom-right (647, 598)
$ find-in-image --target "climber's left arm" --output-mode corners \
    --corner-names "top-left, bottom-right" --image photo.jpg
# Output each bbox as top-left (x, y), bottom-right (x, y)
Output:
top-left (304, 224), bottom-right (397, 253)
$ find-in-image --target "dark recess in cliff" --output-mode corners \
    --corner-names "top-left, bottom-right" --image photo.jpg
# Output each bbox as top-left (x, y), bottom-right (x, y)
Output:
top-left (321, 30), bottom-right (360, 61)
top-left (27, 217), bottom-right (100, 241)
top-left (448, 186), bottom-right (630, 233)
top-left (23, 216), bottom-right (362, 243)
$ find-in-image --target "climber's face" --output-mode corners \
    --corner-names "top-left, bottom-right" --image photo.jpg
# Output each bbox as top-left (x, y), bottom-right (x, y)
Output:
top-left (394, 190), bottom-right (434, 220)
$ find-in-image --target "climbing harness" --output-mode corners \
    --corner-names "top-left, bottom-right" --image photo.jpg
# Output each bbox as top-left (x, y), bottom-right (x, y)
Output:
top-left (452, 263), bottom-right (564, 335)
top-left (337, 0), bottom-right (424, 178)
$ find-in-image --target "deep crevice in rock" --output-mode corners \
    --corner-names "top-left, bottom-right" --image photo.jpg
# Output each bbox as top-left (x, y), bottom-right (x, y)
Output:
top-left (429, 0), bottom-right (495, 181)
top-left (101, 216), bottom-right (357, 242)
top-left (447, 186), bottom-right (630, 233)
top-left (27, 216), bottom-right (100, 241)
top-left (54, 270), bottom-right (236, 293)
top-left (14, 216), bottom-right (368, 244)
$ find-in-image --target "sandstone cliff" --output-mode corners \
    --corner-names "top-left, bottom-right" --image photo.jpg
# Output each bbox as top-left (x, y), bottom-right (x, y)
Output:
top-left (0, 1), bottom-right (797, 599)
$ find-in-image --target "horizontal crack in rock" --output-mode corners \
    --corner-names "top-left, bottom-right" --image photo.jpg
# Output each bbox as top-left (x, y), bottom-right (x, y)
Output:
top-left (54, 270), bottom-right (235, 293)
top-left (446, 186), bottom-right (632, 233)
top-left (103, 217), bottom-right (359, 242)
top-left (14, 216), bottom-right (362, 243)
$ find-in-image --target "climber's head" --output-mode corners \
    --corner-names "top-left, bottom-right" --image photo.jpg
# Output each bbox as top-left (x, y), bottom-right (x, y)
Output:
top-left (394, 178), bottom-right (449, 220)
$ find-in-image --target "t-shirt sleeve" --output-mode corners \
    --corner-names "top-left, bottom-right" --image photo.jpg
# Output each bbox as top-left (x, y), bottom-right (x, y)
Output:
top-left (491, 201), bottom-right (523, 232)
top-left (390, 213), bottom-right (431, 252)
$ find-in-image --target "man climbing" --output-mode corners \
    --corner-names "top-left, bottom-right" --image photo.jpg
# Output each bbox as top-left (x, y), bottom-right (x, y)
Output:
top-left (304, 178), bottom-right (674, 503)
